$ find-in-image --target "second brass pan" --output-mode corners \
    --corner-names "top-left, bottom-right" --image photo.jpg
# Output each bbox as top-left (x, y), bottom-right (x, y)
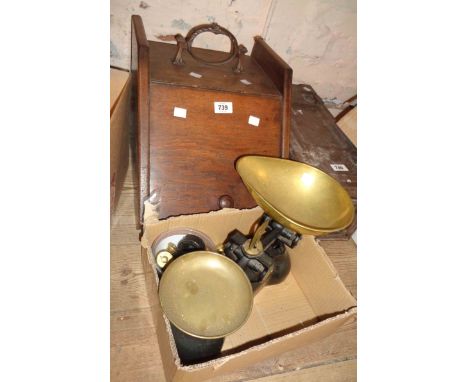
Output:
top-left (236, 156), bottom-right (355, 235)
top-left (159, 251), bottom-right (253, 339)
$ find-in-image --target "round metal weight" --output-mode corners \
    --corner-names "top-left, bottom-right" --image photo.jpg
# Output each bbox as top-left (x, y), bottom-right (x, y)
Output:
top-left (159, 251), bottom-right (253, 339)
top-left (151, 229), bottom-right (216, 275)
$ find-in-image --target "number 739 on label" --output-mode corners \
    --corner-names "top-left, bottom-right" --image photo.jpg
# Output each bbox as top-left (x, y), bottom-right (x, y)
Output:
top-left (214, 102), bottom-right (233, 114)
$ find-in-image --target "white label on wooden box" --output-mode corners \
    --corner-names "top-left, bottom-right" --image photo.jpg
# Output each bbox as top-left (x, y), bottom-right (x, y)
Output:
top-left (214, 102), bottom-right (233, 114)
top-left (173, 107), bottom-right (187, 118)
top-left (248, 115), bottom-right (260, 127)
top-left (189, 72), bottom-right (202, 78)
top-left (330, 163), bottom-right (349, 171)
top-left (240, 79), bottom-right (252, 85)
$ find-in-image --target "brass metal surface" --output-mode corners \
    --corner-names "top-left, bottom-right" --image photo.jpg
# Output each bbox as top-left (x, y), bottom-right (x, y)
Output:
top-left (159, 251), bottom-right (253, 339)
top-left (236, 156), bottom-right (355, 236)
top-left (243, 239), bottom-right (264, 257)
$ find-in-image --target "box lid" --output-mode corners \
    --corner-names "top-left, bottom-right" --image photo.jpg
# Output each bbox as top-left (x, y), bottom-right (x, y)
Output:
top-left (149, 41), bottom-right (281, 98)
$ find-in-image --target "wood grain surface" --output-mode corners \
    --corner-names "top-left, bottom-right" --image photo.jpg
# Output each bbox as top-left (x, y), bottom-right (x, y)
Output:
top-left (148, 41), bottom-right (280, 98)
top-left (251, 36), bottom-right (292, 158)
top-left (148, 84), bottom-right (282, 218)
top-left (131, 15), bottom-right (150, 224)
top-left (111, 163), bottom-right (357, 382)
top-left (132, 16), bottom-right (293, 223)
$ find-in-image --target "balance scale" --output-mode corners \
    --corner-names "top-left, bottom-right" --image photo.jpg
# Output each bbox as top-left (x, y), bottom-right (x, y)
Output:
top-left (151, 155), bottom-right (355, 363)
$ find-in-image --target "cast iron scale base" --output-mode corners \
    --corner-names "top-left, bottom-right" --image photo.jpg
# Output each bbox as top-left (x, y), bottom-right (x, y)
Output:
top-left (223, 214), bottom-right (301, 291)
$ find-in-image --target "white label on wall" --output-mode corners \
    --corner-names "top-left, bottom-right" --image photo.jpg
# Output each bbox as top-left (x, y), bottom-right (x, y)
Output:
top-left (240, 79), bottom-right (252, 85)
top-left (173, 107), bottom-right (187, 118)
top-left (189, 72), bottom-right (202, 78)
top-left (330, 163), bottom-right (349, 171)
top-left (214, 102), bottom-right (233, 114)
top-left (248, 115), bottom-right (260, 127)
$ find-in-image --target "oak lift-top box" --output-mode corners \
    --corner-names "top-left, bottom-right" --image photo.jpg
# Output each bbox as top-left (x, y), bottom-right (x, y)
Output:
top-left (131, 15), bottom-right (292, 224)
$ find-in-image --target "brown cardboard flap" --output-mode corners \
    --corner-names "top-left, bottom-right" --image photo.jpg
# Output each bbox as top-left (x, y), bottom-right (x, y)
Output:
top-left (291, 236), bottom-right (357, 316)
top-left (171, 310), bottom-right (356, 382)
top-left (110, 68), bottom-right (130, 115)
top-left (238, 273), bottom-right (316, 343)
top-left (110, 68), bottom-right (131, 216)
top-left (141, 202), bottom-right (263, 249)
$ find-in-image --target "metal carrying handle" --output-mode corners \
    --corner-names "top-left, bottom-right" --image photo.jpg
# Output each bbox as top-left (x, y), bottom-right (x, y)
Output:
top-left (172, 23), bottom-right (247, 73)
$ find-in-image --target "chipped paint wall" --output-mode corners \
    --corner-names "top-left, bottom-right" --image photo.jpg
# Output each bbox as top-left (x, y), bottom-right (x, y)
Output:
top-left (264, 0), bottom-right (356, 101)
top-left (110, 0), bottom-right (356, 101)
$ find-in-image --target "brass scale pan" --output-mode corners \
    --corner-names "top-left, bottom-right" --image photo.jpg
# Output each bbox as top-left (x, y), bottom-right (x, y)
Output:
top-left (158, 156), bottom-right (355, 340)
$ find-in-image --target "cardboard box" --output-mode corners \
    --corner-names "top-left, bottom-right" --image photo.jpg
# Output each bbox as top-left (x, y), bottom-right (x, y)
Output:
top-left (140, 203), bottom-right (357, 382)
top-left (337, 106), bottom-right (357, 146)
top-left (110, 68), bottom-right (131, 217)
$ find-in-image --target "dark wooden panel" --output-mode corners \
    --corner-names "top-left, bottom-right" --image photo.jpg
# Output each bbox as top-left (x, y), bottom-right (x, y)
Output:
top-left (149, 84), bottom-right (282, 219)
top-left (289, 84), bottom-right (357, 240)
top-left (251, 36), bottom-right (292, 157)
